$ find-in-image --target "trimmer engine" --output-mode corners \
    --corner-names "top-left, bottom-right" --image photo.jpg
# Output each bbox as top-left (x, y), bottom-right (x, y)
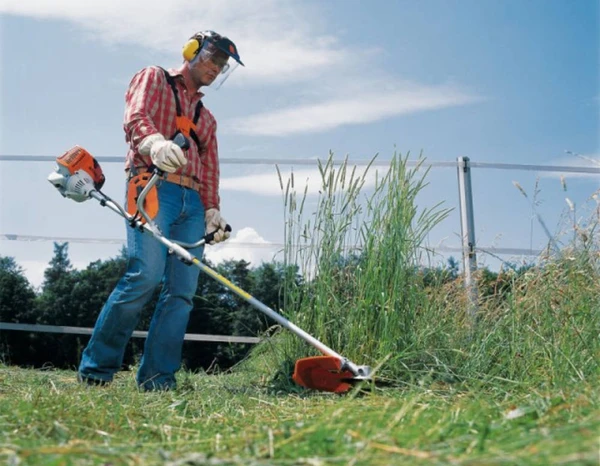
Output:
top-left (48, 146), bottom-right (105, 202)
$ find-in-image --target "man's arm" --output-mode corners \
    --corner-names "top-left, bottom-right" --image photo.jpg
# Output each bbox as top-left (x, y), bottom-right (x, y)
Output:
top-left (199, 119), bottom-right (220, 211)
top-left (123, 66), bottom-right (164, 150)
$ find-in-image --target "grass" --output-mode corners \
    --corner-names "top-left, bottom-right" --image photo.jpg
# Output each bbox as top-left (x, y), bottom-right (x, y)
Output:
top-left (0, 365), bottom-right (598, 465)
top-left (2, 151), bottom-right (599, 464)
top-left (274, 152), bottom-right (599, 388)
top-left (276, 152), bottom-right (454, 376)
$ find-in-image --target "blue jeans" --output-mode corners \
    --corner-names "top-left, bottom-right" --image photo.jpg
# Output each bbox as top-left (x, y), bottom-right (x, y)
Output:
top-left (79, 180), bottom-right (205, 390)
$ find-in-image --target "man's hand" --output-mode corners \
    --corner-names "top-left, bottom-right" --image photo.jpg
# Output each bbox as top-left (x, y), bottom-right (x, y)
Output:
top-left (205, 208), bottom-right (230, 244)
top-left (139, 133), bottom-right (187, 173)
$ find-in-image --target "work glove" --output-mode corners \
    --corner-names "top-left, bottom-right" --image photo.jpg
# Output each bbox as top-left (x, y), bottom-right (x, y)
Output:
top-left (205, 208), bottom-right (230, 244)
top-left (138, 133), bottom-right (187, 173)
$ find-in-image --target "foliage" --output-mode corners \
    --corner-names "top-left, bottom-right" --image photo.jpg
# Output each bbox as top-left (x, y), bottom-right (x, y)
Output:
top-left (184, 259), bottom-right (301, 371)
top-left (1, 151), bottom-right (599, 401)
top-left (275, 152), bottom-right (453, 377)
top-left (252, 150), bottom-right (600, 395)
top-left (0, 150), bottom-right (599, 464)
top-left (0, 257), bottom-right (37, 364)
top-left (0, 245), bottom-right (296, 373)
top-left (0, 257), bottom-right (36, 323)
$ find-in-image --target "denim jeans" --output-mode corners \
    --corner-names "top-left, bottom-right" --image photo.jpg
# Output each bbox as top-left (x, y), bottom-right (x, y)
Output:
top-left (79, 180), bottom-right (205, 390)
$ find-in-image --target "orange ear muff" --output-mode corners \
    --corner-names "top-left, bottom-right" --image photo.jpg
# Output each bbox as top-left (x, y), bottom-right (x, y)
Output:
top-left (182, 38), bottom-right (201, 61)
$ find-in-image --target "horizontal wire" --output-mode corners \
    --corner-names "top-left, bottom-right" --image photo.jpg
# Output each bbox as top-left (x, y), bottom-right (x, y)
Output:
top-left (2, 154), bottom-right (600, 173)
top-left (0, 233), bottom-right (544, 256)
top-left (0, 154), bottom-right (449, 167)
top-left (0, 322), bottom-right (260, 343)
top-left (1, 155), bottom-right (569, 259)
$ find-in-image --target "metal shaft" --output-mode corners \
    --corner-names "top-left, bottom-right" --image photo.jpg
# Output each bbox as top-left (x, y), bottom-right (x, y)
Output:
top-left (90, 183), bottom-right (360, 370)
top-left (193, 260), bottom-right (344, 360)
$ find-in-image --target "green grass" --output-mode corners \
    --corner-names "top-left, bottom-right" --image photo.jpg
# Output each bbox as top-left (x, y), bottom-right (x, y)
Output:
top-left (2, 152), bottom-right (599, 465)
top-left (0, 365), bottom-right (598, 465)
top-left (276, 153), bottom-right (454, 373)
top-left (274, 152), bottom-right (599, 388)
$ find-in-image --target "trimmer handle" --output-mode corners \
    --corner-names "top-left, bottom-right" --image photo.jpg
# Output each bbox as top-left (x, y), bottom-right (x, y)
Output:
top-left (173, 133), bottom-right (190, 151)
top-left (203, 224), bottom-right (232, 244)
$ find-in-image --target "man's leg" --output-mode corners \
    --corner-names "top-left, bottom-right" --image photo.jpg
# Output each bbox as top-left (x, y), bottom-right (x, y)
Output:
top-left (137, 187), bottom-right (205, 390)
top-left (78, 181), bottom-right (180, 383)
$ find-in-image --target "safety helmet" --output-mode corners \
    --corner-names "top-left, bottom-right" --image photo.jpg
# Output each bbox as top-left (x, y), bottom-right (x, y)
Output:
top-left (182, 30), bottom-right (243, 88)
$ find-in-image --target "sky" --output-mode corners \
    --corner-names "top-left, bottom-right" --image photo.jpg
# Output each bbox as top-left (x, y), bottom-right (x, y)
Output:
top-left (0, 0), bottom-right (599, 289)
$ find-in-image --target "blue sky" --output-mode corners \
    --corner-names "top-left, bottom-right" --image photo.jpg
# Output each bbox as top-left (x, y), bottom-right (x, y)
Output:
top-left (1, 0), bottom-right (598, 288)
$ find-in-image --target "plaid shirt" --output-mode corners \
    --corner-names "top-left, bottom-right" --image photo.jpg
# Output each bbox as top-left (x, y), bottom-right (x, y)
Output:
top-left (123, 66), bottom-right (220, 210)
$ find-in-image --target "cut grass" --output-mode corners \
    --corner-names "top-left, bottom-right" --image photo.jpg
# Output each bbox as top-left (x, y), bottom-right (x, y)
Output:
top-left (275, 152), bottom-right (599, 389)
top-left (2, 152), bottom-right (598, 465)
top-left (0, 365), bottom-right (597, 465)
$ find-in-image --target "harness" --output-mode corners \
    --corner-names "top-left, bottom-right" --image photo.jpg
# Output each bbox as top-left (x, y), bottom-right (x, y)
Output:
top-left (126, 68), bottom-right (206, 226)
top-left (158, 67), bottom-right (204, 152)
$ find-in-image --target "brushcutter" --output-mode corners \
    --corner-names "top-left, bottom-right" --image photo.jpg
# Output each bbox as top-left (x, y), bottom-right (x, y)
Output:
top-left (47, 141), bottom-right (373, 393)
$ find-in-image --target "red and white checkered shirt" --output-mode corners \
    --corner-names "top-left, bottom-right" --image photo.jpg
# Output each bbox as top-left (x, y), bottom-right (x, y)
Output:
top-left (123, 66), bottom-right (220, 210)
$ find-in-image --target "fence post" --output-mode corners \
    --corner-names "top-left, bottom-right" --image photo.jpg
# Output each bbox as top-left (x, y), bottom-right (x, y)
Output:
top-left (457, 156), bottom-right (479, 318)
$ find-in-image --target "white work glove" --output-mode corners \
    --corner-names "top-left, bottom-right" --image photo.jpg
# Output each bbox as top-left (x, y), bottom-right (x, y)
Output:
top-left (205, 208), bottom-right (230, 244)
top-left (138, 133), bottom-right (187, 173)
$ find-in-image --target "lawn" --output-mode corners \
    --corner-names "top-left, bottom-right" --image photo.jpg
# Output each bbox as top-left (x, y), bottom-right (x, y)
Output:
top-left (0, 364), bottom-right (597, 465)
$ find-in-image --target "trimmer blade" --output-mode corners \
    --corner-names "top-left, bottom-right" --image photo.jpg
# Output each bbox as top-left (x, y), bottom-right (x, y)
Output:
top-left (292, 356), bottom-right (357, 393)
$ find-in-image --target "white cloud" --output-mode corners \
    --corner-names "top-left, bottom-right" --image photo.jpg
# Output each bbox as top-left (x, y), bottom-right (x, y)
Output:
top-left (204, 227), bottom-right (280, 266)
top-left (225, 83), bottom-right (482, 136)
top-left (221, 165), bottom-right (385, 196)
top-left (222, 168), bottom-right (318, 196)
top-left (1, 0), bottom-right (482, 135)
top-left (0, 0), bottom-right (350, 84)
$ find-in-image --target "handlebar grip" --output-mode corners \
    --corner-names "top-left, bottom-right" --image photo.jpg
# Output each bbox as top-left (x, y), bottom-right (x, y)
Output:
top-left (204, 224), bottom-right (232, 244)
top-left (173, 133), bottom-right (190, 151)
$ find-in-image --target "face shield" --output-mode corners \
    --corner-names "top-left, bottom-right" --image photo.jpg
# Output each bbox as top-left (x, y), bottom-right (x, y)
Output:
top-left (190, 39), bottom-right (243, 89)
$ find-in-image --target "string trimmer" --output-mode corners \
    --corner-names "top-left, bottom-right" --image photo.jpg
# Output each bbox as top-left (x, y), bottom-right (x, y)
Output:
top-left (47, 141), bottom-right (373, 393)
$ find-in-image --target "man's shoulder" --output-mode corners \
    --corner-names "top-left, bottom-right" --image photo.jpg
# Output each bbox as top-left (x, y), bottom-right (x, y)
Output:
top-left (127, 66), bottom-right (180, 94)
top-left (131, 65), bottom-right (169, 81)
top-left (201, 105), bottom-right (217, 125)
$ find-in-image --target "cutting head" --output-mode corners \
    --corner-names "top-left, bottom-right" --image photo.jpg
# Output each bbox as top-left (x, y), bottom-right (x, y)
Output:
top-left (292, 356), bottom-right (357, 393)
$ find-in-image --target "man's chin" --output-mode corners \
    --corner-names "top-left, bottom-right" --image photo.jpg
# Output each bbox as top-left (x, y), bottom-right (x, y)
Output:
top-left (201, 76), bottom-right (217, 87)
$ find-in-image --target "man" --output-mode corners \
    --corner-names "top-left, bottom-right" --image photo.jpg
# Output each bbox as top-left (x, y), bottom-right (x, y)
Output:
top-left (78, 30), bottom-right (243, 391)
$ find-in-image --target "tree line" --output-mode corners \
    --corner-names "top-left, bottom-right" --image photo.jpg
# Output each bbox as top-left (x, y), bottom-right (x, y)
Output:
top-left (0, 243), bottom-right (530, 373)
top-left (0, 242), bottom-right (301, 372)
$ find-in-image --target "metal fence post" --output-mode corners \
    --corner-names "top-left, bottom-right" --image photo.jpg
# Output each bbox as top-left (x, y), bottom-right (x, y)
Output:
top-left (457, 156), bottom-right (479, 318)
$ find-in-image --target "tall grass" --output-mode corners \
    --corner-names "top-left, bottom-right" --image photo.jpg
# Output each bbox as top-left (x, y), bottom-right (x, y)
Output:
top-left (425, 251), bottom-right (600, 387)
top-left (253, 151), bottom-right (599, 391)
top-left (1, 152), bottom-right (598, 464)
top-left (272, 151), bottom-right (451, 380)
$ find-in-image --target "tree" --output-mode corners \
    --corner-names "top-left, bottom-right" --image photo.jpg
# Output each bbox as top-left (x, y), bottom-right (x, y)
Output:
top-left (0, 257), bottom-right (36, 323)
top-left (31, 244), bottom-right (132, 368)
top-left (183, 258), bottom-right (245, 370)
top-left (36, 243), bottom-right (79, 324)
top-left (0, 257), bottom-right (37, 365)
top-left (42, 242), bottom-right (72, 287)
top-left (234, 262), bottom-right (283, 336)
top-left (67, 254), bottom-right (127, 327)
top-left (182, 260), bottom-right (303, 371)
top-left (1, 248), bottom-right (305, 373)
